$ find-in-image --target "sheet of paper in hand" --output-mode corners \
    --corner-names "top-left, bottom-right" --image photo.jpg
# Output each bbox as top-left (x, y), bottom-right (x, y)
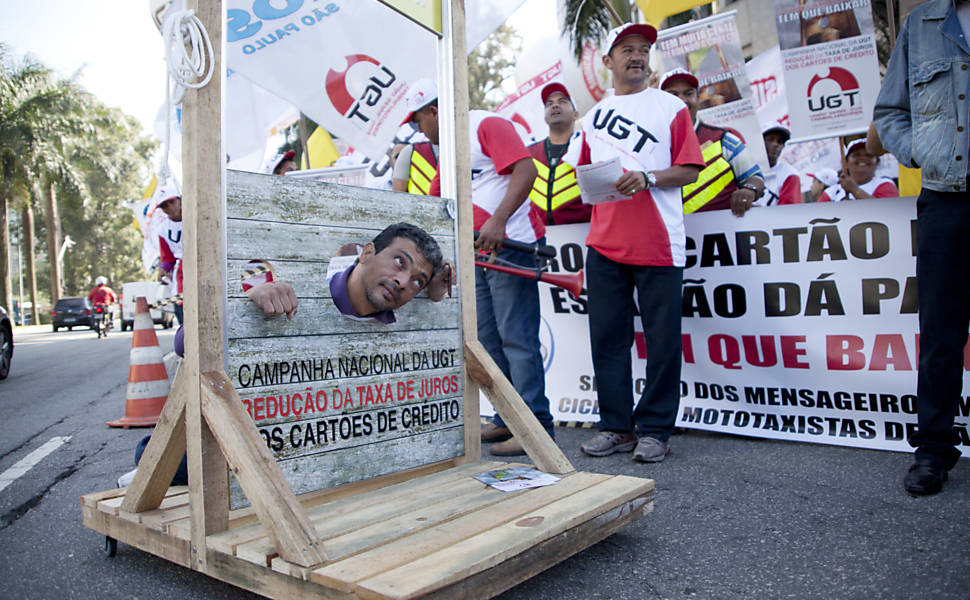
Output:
top-left (575, 157), bottom-right (626, 205)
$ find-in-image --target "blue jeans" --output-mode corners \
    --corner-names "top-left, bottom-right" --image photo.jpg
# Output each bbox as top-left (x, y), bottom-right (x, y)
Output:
top-left (477, 243), bottom-right (554, 436)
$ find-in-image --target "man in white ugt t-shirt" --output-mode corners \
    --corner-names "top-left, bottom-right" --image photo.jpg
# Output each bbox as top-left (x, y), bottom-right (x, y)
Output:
top-left (404, 78), bottom-right (553, 458)
top-left (568, 23), bottom-right (704, 463)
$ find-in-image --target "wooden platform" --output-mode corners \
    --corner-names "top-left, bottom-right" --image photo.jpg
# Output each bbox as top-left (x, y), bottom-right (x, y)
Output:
top-left (82, 461), bottom-right (653, 599)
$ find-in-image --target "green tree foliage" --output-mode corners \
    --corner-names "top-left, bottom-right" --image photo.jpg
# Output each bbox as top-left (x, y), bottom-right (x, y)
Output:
top-left (468, 24), bottom-right (522, 110)
top-left (0, 48), bottom-right (155, 316)
top-left (563, 0), bottom-right (633, 62)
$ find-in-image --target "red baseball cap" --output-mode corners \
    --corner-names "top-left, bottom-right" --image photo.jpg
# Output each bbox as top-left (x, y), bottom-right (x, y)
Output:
top-left (660, 68), bottom-right (699, 91)
top-left (540, 82), bottom-right (572, 105)
top-left (604, 23), bottom-right (658, 53)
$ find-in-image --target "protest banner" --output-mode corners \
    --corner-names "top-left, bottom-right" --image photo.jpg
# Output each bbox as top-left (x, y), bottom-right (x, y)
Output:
top-left (656, 11), bottom-right (769, 170)
top-left (773, 0), bottom-right (880, 141)
top-left (225, 1), bottom-right (436, 162)
top-left (486, 201), bottom-right (970, 458)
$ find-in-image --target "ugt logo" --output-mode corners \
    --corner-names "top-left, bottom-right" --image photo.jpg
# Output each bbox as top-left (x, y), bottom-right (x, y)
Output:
top-left (325, 54), bottom-right (398, 125)
top-left (806, 67), bottom-right (860, 112)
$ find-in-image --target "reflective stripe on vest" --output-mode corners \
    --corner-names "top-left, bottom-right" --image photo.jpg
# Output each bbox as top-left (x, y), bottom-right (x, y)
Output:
top-left (530, 158), bottom-right (580, 213)
top-left (408, 145), bottom-right (437, 195)
top-left (682, 140), bottom-right (735, 214)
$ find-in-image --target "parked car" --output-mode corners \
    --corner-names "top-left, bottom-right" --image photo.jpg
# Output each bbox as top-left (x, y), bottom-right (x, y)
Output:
top-left (120, 281), bottom-right (175, 331)
top-left (0, 305), bottom-right (12, 380)
top-left (51, 297), bottom-right (96, 331)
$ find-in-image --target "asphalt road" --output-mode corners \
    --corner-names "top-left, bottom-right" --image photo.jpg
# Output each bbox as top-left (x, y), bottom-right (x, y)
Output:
top-left (0, 325), bottom-right (967, 599)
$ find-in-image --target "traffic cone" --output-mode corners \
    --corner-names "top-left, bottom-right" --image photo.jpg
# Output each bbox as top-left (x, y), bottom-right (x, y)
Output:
top-left (107, 296), bottom-right (170, 428)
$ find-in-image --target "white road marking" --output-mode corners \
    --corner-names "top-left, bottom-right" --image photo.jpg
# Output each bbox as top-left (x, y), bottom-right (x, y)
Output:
top-left (0, 436), bottom-right (72, 494)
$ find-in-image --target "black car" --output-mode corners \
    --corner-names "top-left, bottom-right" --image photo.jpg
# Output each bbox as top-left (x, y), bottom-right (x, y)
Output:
top-left (51, 297), bottom-right (96, 331)
top-left (0, 305), bottom-right (11, 380)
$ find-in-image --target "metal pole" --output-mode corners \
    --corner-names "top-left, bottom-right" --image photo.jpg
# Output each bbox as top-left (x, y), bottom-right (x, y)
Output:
top-left (17, 243), bottom-right (23, 325)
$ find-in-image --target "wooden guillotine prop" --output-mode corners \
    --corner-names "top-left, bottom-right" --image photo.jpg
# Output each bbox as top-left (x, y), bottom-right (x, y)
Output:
top-left (80, 2), bottom-right (655, 597)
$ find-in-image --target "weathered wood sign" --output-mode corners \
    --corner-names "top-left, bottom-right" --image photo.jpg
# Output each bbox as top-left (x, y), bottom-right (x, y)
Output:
top-left (226, 170), bottom-right (463, 506)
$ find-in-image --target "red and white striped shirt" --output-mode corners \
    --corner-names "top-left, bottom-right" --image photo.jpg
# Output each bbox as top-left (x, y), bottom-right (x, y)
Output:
top-left (571, 87), bottom-right (703, 267)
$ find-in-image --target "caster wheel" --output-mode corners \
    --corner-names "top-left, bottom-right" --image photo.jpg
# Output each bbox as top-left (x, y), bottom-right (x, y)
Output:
top-left (104, 536), bottom-right (117, 557)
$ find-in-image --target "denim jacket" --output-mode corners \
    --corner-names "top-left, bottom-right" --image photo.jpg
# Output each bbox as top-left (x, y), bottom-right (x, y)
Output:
top-left (874, 0), bottom-right (970, 192)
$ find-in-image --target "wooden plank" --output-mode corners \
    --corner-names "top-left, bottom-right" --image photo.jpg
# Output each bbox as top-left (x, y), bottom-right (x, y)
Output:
top-left (354, 475), bottom-right (653, 599)
top-left (203, 548), bottom-right (355, 600)
top-left (445, 0), bottom-right (482, 471)
top-left (227, 170), bottom-right (454, 235)
top-left (225, 258), bottom-right (460, 300)
top-left (226, 221), bottom-right (456, 267)
top-left (182, 0), bottom-right (230, 569)
top-left (311, 471), bottom-right (611, 593)
top-left (234, 462), bottom-right (511, 566)
top-left (82, 505), bottom-right (192, 569)
top-left (226, 296), bottom-right (460, 338)
top-left (420, 496), bottom-right (651, 600)
top-left (120, 368), bottom-right (188, 513)
top-left (200, 370), bottom-right (328, 567)
top-left (227, 329), bottom-right (462, 385)
top-left (98, 496), bottom-right (125, 515)
top-left (465, 340), bottom-right (574, 474)
top-left (80, 487), bottom-right (128, 508)
top-left (206, 459), bottom-right (469, 556)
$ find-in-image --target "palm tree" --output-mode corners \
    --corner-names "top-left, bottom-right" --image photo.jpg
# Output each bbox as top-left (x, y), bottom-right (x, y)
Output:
top-left (0, 50), bottom-right (92, 311)
top-left (563, 0), bottom-right (631, 61)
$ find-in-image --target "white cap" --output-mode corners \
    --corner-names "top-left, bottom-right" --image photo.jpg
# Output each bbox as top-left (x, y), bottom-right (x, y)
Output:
top-left (400, 78), bottom-right (438, 125)
top-left (261, 150), bottom-right (296, 174)
top-left (810, 168), bottom-right (839, 188)
top-left (844, 138), bottom-right (868, 158)
top-left (761, 121), bottom-right (791, 143)
top-left (603, 23), bottom-right (657, 54)
top-left (153, 177), bottom-right (181, 206)
top-left (659, 68), bottom-right (699, 91)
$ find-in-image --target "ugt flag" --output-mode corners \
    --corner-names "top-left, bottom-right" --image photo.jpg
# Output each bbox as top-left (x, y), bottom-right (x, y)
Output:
top-left (226, 1), bottom-right (436, 161)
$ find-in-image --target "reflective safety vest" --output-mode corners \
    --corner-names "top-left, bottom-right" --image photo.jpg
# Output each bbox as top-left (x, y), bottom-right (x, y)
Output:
top-left (408, 142), bottom-right (438, 195)
top-left (528, 139), bottom-right (590, 225)
top-left (682, 123), bottom-right (739, 214)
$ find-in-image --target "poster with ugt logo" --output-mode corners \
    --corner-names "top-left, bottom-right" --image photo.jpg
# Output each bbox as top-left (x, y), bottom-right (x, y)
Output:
top-left (226, 1), bottom-right (436, 161)
top-left (773, 0), bottom-right (880, 141)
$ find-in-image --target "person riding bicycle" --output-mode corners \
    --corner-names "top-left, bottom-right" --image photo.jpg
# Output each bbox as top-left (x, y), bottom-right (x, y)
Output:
top-left (87, 276), bottom-right (116, 333)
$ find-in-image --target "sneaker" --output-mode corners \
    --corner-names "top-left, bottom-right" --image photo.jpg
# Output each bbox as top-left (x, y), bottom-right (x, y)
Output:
top-left (903, 460), bottom-right (948, 496)
top-left (490, 437), bottom-right (527, 457)
top-left (481, 423), bottom-right (512, 443)
top-left (581, 431), bottom-right (637, 457)
top-left (633, 437), bottom-right (670, 463)
top-left (117, 468), bottom-right (138, 488)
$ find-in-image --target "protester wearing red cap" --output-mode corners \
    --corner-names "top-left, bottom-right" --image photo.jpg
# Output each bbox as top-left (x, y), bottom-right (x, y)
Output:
top-left (760, 122), bottom-right (802, 205)
top-left (392, 78), bottom-right (438, 195)
top-left (569, 23), bottom-right (704, 462)
top-left (818, 139), bottom-right (898, 201)
top-left (404, 79), bottom-right (552, 458)
top-left (527, 82), bottom-right (590, 225)
top-left (659, 67), bottom-right (765, 217)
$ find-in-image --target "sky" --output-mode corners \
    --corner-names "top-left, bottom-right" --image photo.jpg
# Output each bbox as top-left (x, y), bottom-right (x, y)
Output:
top-left (0, 0), bottom-right (559, 140)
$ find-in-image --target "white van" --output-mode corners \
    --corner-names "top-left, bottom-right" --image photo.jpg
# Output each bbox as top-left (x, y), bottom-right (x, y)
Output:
top-left (120, 281), bottom-right (175, 331)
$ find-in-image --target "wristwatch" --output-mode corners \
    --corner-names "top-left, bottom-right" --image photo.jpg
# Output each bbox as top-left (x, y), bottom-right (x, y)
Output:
top-left (642, 171), bottom-right (657, 187)
top-left (742, 183), bottom-right (761, 197)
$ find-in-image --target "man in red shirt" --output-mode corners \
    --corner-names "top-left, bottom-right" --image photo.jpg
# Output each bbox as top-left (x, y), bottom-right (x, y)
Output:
top-left (571, 24), bottom-right (703, 462)
top-left (405, 78), bottom-right (553, 457)
top-left (88, 276), bottom-right (116, 307)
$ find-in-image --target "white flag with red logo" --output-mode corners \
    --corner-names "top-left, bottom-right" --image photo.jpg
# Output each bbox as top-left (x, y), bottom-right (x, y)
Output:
top-left (772, 0), bottom-right (880, 141)
top-left (226, 1), bottom-right (436, 161)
